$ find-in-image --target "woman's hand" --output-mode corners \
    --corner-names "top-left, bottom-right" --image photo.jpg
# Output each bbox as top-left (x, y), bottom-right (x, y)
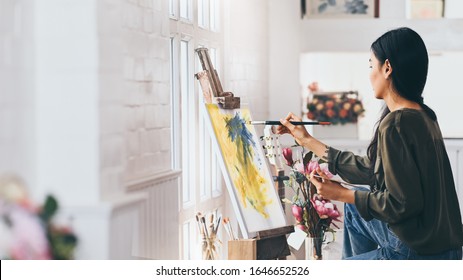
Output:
top-left (275, 112), bottom-right (312, 146)
top-left (309, 167), bottom-right (354, 203)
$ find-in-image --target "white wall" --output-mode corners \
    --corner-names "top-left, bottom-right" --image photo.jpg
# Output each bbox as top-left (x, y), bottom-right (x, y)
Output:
top-left (0, 0), bottom-right (36, 193)
top-left (426, 52), bottom-right (463, 138)
top-left (97, 0), bottom-right (172, 198)
top-left (34, 0), bottom-right (100, 206)
top-left (224, 0), bottom-right (271, 122)
top-left (267, 0), bottom-right (301, 145)
top-left (300, 52), bottom-right (381, 140)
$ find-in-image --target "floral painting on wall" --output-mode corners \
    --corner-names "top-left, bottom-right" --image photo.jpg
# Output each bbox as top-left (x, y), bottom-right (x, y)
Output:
top-left (304, 0), bottom-right (378, 18)
top-left (306, 91), bottom-right (365, 125)
top-left (204, 104), bottom-right (287, 237)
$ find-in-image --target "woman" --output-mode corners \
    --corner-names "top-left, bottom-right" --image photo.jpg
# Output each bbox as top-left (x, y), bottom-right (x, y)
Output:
top-left (276, 27), bottom-right (463, 260)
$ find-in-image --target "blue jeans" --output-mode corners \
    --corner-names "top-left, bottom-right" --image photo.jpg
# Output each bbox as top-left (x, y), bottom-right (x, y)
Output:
top-left (343, 199), bottom-right (463, 260)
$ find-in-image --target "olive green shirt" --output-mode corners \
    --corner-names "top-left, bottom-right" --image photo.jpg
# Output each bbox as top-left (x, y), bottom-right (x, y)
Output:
top-left (328, 108), bottom-right (463, 255)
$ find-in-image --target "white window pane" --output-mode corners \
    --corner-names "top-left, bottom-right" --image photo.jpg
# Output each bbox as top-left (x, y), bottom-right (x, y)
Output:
top-left (198, 0), bottom-right (205, 27)
top-left (212, 153), bottom-right (222, 196)
top-left (200, 117), bottom-right (211, 200)
top-left (180, 0), bottom-right (191, 20)
top-left (200, 118), bottom-right (207, 198)
top-left (180, 40), bottom-right (192, 205)
top-left (198, 0), bottom-right (209, 28)
top-left (210, 0), bottom-right (219, 31)
top-left (170, 38), bottom-right (176, 169)
top-left (169, 0), bottom-right (175, 17)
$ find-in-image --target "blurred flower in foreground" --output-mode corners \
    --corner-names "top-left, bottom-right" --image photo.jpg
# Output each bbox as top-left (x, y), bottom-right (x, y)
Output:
top-left (0, 174), bottom-right (78, 260)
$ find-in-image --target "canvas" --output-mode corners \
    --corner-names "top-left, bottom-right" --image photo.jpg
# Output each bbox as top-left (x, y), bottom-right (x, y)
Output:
top-left (203, 103), bottom-right (287, 237)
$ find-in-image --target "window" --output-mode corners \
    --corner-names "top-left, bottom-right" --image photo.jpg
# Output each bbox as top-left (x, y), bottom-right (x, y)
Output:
top-left (169, 0), bottom-right (176, 18)
top-left (170, 37), bottom-right (182, 171)
top-left (180, 0), bottom-right (193, 21)
top-left (210, 0), bottom-right (219, 31)
top-left (198, 0), bottom-right (220, 31)
top-left (169, 0), bottom-right (224, 260)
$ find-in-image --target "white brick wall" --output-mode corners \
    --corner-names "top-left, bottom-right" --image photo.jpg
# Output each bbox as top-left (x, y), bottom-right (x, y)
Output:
top-left (123, 0), bottom-right (170, 185)
top-left (225, 0), bottom-right (270, 121)
top-left (97, 0), bottom-right (172, 197)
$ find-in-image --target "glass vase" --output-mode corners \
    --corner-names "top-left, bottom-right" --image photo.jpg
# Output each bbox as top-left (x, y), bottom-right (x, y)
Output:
top-left (305, 236), bottom-right (323, 260)
top-left (201, 237), bottom-right (218, 260)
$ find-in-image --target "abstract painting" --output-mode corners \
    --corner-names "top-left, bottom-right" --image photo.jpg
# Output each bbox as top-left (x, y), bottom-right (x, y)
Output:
top-left (204, 103), bottom-right (287, 237)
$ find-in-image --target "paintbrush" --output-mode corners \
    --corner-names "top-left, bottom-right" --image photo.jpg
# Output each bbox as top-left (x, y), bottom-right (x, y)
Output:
top-left (209, 213), bottom-right (215, 237)
top-left (214, 216), bottom-right (221, 235)
top-left (248, 121), bottom-right (331, 126)
top-left (201, 216), bottom-right (209, 239)
top-left (196, 213), bottom-right (204, 237)
top-left (224, 218), bottom-right (237, 240)
top-left (222, 218), bottom-right (232, 240)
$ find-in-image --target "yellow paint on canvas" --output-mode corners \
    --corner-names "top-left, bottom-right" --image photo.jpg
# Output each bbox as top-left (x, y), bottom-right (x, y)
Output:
top-left (207, 104), bottom-right (272, 219)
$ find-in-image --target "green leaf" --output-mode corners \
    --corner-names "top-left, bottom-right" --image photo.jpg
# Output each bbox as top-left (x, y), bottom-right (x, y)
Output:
top-left (295, 171), bottom-right (306, 184)
top-left (303, 151), bottom-right (313, 167)
top-left (40, 195), bottom-right (59, 222)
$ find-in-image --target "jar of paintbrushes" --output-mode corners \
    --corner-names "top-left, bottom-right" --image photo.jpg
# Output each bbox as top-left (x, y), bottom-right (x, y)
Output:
top-left (196, 212), bottom-right (221, 260)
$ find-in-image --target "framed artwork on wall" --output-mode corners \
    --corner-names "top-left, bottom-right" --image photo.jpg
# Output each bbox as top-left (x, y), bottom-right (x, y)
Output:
top-left (303, 0), bottom-right (379, 18)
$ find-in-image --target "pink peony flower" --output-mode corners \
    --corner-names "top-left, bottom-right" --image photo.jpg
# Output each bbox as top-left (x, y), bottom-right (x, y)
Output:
top-left (291, 205), bottom-right (303, 222)
top-left (305, 161), bottom-right (333, 178)
top-left (2, 200), bottom-right (51, 260)
top-left (282, 148), bottom-right (293, 166)
top-left (310, 194), bottom-right (341, 222)
top-left (0, 198), bottom-right (51, 260)
top-left (305, 160), bottom-right (320, 175)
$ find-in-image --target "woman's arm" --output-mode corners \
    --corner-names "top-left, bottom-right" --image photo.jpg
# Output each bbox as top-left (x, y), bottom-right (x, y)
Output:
top-left (276, 112), bottom-right (371, 184)
top-left (276, 112), bottom-right (330, 160)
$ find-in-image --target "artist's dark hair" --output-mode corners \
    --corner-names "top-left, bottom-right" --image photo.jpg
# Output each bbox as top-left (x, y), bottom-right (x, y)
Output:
top-left (367, 27), bottom-right (437, 186)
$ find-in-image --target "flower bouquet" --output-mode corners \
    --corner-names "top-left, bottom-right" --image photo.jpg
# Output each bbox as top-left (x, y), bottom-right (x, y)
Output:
top-left (306, 91), bottom-right (365, 125)
top-left (281, 146), bottom-right (341, 259)
top-left (0, 175), bottom-right (78, 260)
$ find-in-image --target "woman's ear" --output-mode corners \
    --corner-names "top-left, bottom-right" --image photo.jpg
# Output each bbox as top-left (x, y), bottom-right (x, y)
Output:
top-left (384, 59), bottom-right (393, 79)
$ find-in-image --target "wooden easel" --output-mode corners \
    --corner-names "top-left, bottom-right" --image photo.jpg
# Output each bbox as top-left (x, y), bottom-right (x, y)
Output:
top-left (227, 134), bottom-right (293, 260)
top-left (195, 47), bottom-right (293, 260)
top-left (234, 127), bottom-right (292, 260)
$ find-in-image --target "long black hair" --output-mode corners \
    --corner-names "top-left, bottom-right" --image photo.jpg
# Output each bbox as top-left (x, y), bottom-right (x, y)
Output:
top-left (367, 27), bottom-right (437, 186)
